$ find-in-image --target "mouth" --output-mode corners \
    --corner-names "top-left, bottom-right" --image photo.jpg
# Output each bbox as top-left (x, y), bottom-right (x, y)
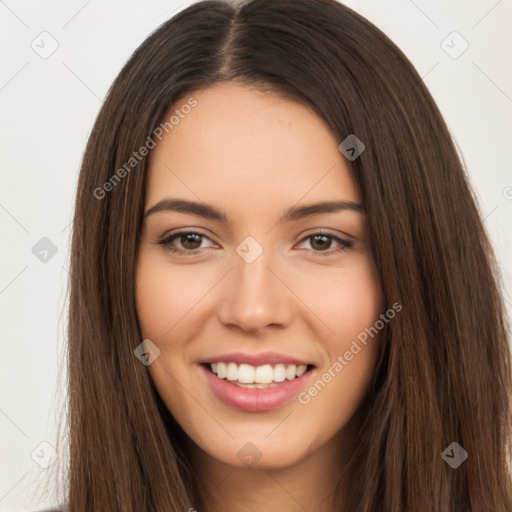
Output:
top-left (201, 361), bottom-right (316, 389)
top-left (199, 359), bottom-right (317, 412)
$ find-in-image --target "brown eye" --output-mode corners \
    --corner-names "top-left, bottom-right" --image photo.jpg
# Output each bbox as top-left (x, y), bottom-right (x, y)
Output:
top-left (157, 231), bottom-right (214, 253)
top-left (178, 233), bottom-right (203, 250)
top-left (309, 234), bottom-right (332, 251)
top-left (296, 232), bottom-right (353, 256)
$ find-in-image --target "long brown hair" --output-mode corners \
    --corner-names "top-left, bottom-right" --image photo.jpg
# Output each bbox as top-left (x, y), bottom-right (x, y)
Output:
top-left (59, 0), bottom-right (512, 510)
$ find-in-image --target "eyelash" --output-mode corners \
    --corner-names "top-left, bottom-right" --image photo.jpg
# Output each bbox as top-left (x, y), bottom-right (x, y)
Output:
top-left (155, 229), bottom-right (353, 257)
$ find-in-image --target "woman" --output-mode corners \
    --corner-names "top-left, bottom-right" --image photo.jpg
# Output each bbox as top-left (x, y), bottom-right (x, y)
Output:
top-left (54, 0), bottom-right (512, 510)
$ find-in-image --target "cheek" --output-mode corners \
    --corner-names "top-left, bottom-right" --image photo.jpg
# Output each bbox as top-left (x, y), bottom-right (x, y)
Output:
top-left (314, 257), bottom-right (383, 346)
top-left (135, 253), bottom-right (209, 340)
top-left (301, 258), bottom-right (383, 414)
top-left (135, 263), bottom-right (174, 338)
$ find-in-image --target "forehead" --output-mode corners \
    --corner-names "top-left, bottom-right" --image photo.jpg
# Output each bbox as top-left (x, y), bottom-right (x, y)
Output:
top-left (146, 83), bottom-right (360, 209)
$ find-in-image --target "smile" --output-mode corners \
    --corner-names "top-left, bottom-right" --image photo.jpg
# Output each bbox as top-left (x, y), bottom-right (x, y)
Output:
top-left (200, 360), bottom-right (316, 412)
top-left (209, 362), bottom-right (310, 388)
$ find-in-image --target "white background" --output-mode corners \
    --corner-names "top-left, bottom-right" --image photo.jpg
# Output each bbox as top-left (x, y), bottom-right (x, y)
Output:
top-left (1, 1), bottom-right (511, 510)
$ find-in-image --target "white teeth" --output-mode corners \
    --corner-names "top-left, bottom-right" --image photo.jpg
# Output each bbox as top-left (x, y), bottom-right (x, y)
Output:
top-left (208, 361), bottom-right (311, 384)
top-left (285, 364), bottom-right (296, 380)
top-left (216, 362), bottom-right (227, 379)
top-left (238, 364), bottom-right (255, 383)
top-left (254, 364), bottom-right (273, 384)
top-left (236, 382), bottom-right (279, 389)
top-left (296, 365), bottom-right (307, 377)
top-left (273, 364), bottom-right (286, 382)
top-left (226, 362), bottom-right (238, 381)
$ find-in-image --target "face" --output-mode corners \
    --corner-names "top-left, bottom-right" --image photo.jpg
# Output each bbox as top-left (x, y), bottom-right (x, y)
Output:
top-left (135, 83), bottom-right (384, 470)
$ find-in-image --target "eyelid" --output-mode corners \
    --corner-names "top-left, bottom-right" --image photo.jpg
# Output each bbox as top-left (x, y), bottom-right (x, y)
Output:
top-left (155, 228), bottom-right (354, 257)
top-left (298, 228), bottom-right (355, 242)
top-left (294, 230), bottom-right (353, 254)
top-left (157, 228), bottom-right (218, 251)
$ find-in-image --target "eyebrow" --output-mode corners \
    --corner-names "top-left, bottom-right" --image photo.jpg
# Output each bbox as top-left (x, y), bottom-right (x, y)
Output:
top-left (144, 198), bottom-right (362, 223)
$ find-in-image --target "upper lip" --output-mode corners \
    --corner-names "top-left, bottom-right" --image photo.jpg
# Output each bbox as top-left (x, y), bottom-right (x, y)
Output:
top-left (201, 351), bottom-right (315, 367)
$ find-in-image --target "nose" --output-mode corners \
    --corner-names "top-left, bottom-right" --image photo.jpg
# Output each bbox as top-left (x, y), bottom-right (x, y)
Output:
top-left (216, 247), bottom-right (293, 333)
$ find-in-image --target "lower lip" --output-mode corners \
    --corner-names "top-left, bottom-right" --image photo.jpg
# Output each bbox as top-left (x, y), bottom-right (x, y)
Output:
top-left (200, 364), bottom-right (315, 412)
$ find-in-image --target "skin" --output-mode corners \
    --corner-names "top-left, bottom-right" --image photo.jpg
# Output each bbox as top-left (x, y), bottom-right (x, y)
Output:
top-left (135, 82), bottom-right (384, 511)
